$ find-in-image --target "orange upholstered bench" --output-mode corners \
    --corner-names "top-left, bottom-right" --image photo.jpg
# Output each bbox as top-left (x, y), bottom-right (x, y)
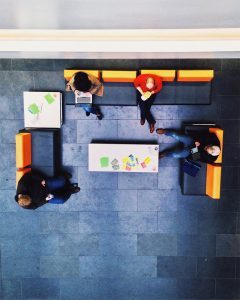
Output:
top-left (177, 70), bottom-right (214, 82)
top-left (140, 70), bottom-right (175, 82)
top-left (64, 69), bottom-right (100, 82)
top-left (102, 70), bottom-right (137, 83)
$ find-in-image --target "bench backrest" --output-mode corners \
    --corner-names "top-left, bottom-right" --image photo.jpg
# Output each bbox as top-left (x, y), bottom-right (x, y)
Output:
top-left (64, 70), bottom-right (100, 81)
top-left (177, 70), bottom-right (214, 82)
top-left (140, 70), bottom-right (175, 81)
top-left (102, 70), bottom-right (137, 82)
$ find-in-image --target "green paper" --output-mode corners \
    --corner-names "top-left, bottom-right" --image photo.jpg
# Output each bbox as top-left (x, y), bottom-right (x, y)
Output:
top-left (44, 93), bottom-right (55, 104)
top-left (100, 157), bottom-right (109, 167)
top-left (28, 103), bottom-right (40, 114)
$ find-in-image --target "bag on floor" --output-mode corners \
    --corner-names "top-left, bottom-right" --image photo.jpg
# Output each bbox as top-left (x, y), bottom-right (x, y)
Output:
top-left (183, 159), bottom-right (201, 177)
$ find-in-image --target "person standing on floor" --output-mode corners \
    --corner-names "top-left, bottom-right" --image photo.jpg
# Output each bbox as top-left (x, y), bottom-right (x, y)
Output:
top-left (15, 171), bottom-right (80, 210)
top-left (66, 71), bottom-right (104, 120)
top-left (134, 74), bottom-right (163, 133)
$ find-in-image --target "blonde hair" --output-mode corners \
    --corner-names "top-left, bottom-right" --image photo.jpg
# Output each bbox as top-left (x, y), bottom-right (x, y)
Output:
top-left (18, 195), bottom-right (32, 207)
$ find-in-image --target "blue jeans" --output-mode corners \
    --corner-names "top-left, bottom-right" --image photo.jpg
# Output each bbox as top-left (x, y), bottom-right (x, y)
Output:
top-left (81, 104), bottom-right (100, 115)
top-left (46, 177), bottom-right (67, 204)
top-left (164, 131), bottom-right (194, 158)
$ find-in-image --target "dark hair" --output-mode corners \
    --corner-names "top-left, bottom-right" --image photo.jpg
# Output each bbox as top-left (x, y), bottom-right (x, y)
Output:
top-left (73, 72), bottom-right (92, 92)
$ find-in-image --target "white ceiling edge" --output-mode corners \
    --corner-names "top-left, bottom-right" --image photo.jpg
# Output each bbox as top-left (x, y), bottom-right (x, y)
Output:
top-left (1, 29), bottom-right (240, 58)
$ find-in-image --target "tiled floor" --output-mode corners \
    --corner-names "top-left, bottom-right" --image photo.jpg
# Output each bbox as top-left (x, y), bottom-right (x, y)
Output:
top-left (0, 59), bottom-right (240, 300)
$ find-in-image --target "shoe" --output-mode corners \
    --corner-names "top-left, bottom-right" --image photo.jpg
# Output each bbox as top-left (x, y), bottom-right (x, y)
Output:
top-left (63, 171), bottom-right (72, 179)
top-left (69, 184), bottom-right (80, 194)
top-left (97, 114), bottom-right (103, 120)
top-left (86, 111), bottom-right (90, 117)
top-left (156, 128), bottom-right (166, 135)
top-left (140, 119), bottom-right (145, 125)
top-left (159, 152), bottom-right (166, 159)
top-left (150, 123), bottom-right (155, 134)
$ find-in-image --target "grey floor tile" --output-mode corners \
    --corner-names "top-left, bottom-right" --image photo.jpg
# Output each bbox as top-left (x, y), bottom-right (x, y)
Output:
top-left (216, 234), bottom-right (240, 257)
top-left (216, 279), bottom-right (240, 299)
top-left (177, 278), bottom-right (215, 299)
top-left (0, 59), bottom-right (11, 70)
top-left (98, 234), bottom-right (137, 255)
top-left (138, 234), bottom-right (177, 256)
top-left (158, 166), bottom-right (179, 189)
top-left (197, 257), bottom-right (236, 278)
top-left (157, 256), bottom-right (196, 278)
top-left (33, 71), bottom-right (65, 91)
top-left (0, 144), bottom-right (15, 168)
top-left (64, 104), bottom-right (97, 120)
top-left (78, 167), bottom-right (118, 189)
top-left (0, 190), bottom-right (21, 212)
top-left (62, 143), bottom-right (88, 166)
top-left (40, 256), bottom-right (79, 278)
top-left (118, 172), bottom-right (158, 190)
top-left (0, 119), bottom-right (24, 143)
top-left (22, 279), bottom-right (60, 299)
top-left (79, 256), bottom-right (157, 278)
top-left (0, 94), bottom-right (15, 120)
top-left (61, 120), bottom-right (77, 143)
top-left (177, 193), bottom-right (218, 212)
top-left (151, 105), bottom-right (179, 120)
top-left (137, 190), bottom-right (178, 212)
top-left (2, 279), bottom-right (21, 300)
top-left (77, 119), bottom-right (118, 143)
top-left (12, 59), bottom-right (54, 71)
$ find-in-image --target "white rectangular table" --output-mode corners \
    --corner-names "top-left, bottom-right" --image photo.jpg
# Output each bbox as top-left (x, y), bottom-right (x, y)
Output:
top-left (24, 91), bottom-right (62, 128)
top-left (88, 143), bottom-right (159, 173)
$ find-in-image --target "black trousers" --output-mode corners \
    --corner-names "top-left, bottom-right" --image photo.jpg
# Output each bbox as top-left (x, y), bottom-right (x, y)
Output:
top-left (137, 94), bottom-right (156, 125)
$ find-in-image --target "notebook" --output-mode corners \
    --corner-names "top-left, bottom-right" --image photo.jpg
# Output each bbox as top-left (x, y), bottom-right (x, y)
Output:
top-left (75, 91), bottom-right (92, 106)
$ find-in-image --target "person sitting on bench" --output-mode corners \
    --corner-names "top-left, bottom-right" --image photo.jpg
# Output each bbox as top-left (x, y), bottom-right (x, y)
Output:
top-left (156, 128), bottom-right (221, 163)
top-left (134, 74), bottom-right (162, 133)
top-left (15, 171), bottom-right (80, 210)
top-left (66, 71), bottom-right (103, 120)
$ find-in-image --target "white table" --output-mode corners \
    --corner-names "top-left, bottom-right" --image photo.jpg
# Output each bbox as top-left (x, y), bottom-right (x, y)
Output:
top-left (24, 92), bottom-right (62, 128)
top-left (88, 143), bottom-right (159, 173)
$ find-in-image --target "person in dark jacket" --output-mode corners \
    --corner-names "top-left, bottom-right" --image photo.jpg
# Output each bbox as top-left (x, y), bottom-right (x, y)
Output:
top-left (156, 128), bottom-right (221, 163)
top-left (15, 171), bottom-right (80, 210)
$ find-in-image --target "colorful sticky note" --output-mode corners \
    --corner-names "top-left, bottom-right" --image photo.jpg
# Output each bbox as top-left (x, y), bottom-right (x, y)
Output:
top-left (100, 157), bottom-right (109, 167)
top-left (44, 93), bottom-right (55, 104)
top-left (144, 157), bottom-right (151, 164)
top-left (28, 103), bottom-right (40, 114)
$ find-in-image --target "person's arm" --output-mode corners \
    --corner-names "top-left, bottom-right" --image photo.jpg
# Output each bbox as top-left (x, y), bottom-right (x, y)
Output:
top-left (151, 75), bottom-right (163, 94)
top-left (134, 75), bottom-right (145, 94)
top-left (88, 75), bottom-right (103, 95)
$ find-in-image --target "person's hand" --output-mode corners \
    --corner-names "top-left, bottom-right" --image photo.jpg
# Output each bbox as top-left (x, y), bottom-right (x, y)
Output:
top-left (66, 83), bottom-right (71, 91)
top-left (41, 180), bottom-right (46, 187)
top-left (45, 194), bottom-right (54, 201)
top-left (144, 91), bottom-right (151, 100)
top-left (195, 141), bottom-right (200, 147)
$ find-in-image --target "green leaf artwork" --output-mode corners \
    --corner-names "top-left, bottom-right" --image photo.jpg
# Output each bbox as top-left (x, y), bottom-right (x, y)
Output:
top-left (28, 103), bottom-right (40, 114)
top-left (44, 93), bottom-right (55, 104)
top-left (100, 157), bottom-right (109, 167)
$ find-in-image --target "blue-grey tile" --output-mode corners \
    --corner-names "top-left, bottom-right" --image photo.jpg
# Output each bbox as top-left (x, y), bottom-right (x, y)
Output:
top-left (118, 172), bottom-right (158, 190)
top-left (177, 234), bottom-right (216, 257)
top-left (60, 278), bottom-right (99, 300)
top-left (39, 212), bottom-right (79, 234)
top-left (11, 71), bottom-right (35, 97)
top-left (0, 94), bottom-right (15, 120)
top-left (0, 144), bottom-right (15, 168)
top-left (40, 256), bottom-right (79, 278)
top-left (12, 59), bottom-right (54, 71)
top-left (99, 234), bottom-right (137, 255)
top-left (78, 167), bottom-right (118, 189)
top-left (0, 212), bottom-right (40, 236)
top-left (138, 234), bottom-right (177, 256)
top-left (60, 189), bottom-right (137, 212)
top-left (2, 256), bottom-right (40, 278)
top-left (151, 105), bottom-right (179, 120)
top-left (177, 279), bottom-right (215, 299)
top-left (79, 256), bottom-right (157, 278)
top-left (22, 278), bottom-right (59, 299)
top-left (98, 105), bottom-right (138, 120)
top-left (0, 167), bottom-right (17, 190)
top-left (197, 257), bottom-right (236, 278)
top-left (220, 120), bottom-right (240, 144)
top-left (216, 279), bottom-right (240, 299)
top-left (39, 234), bottom-right (59, 255)
top-left (137, 189), bottom-right (177, 212)
top-left (77, 119), bottom-right (118, 143)
top-left (58, 233), bottom-right (99, 255)
top-left (198, 212), bottom-right (237, 234)
top-left (220, 96), bottom-right (240, 119)
top-left (65, 104), bottom-right (97, 120)
top-left (118, 120), bottom-right (159, 141)
top-left (177, 193), bottom-right (219, 212)
top-left (61, 120), bottom-right (77, 143)
top-left (0, 59), bottom-right (11, 70)
top-left (33, 71), bottom-right (65, 91)
top-left (158, 167), bottom-right (179, 189)
top-left (0, 119), bottom-right (24, 143)
top-left (2, 279), bottom-right (21, 300)
top-left (62, 143), bottom-right (88, 166)
top-left (157, 256), bottom-right (196, 278)
top-left (156, 120), bottom-right (182, 144)
top-left (216, 234), bottom-right (240, 257)
top-left (222, 166), bottom-right (240, 189)
top-left (236, 258), bottom-right (240, 278)
top-left (0, 190), bottom-right (21, 212)
top-left (158, 210), bottom-right (198, 234)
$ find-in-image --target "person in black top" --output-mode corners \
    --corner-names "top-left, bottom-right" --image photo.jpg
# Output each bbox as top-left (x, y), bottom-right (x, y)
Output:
top-left (156, 128), bottom-right (221, 163)
top-left (15, 171), bottom-right (80, 210)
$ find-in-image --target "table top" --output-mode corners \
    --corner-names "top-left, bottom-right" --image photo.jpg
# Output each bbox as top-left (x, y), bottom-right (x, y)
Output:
top-left (23, 91), bottom-right (62, 128)
top-left (88, 143), bottom-right (159, 173)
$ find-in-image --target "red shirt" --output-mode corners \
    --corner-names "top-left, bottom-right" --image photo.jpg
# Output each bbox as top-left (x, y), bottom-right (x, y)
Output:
top-left (134, 74), bottom-right (163, 94)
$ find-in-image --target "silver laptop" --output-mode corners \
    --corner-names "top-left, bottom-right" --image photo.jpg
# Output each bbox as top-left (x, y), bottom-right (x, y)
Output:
top-left (75, 91), bottom-right (92, 105)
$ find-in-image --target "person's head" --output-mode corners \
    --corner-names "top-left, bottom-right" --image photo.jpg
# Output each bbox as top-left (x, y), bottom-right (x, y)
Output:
top-left (146, 77), bottom-right (155, 89)
top-left (205, 145), bottom-right (221, 156)
top-left (18, 194), bottom-right (32, 207)
top-left (73, 72), bottom-right (92, 92)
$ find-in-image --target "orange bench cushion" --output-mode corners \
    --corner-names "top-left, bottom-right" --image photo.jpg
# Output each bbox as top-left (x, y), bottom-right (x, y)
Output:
top-left (209, 128), bottom-right (223, 163)
top-left (140, 70), bottom-right (175, 81)
top-left (206, 164), bottom-right (221, 199)
top-left (16, 133), bottom-right (31, 168)
top-left (102, 71), bottom-right (137, 83)
top-left (64, 70), bottom-right (100, 81)
top-left (16, 168), bottom-right (31, 187)
top-left (177, 70), bottom-right (214, 82)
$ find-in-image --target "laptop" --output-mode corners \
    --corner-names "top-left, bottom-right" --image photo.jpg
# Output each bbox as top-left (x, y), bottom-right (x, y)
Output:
top-left (75, 91), bottom-right (92, 107)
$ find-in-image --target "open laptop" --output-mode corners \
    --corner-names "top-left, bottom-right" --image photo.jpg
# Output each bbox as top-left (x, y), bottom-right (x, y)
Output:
top-left (75, 91), bottom-right (92, 107)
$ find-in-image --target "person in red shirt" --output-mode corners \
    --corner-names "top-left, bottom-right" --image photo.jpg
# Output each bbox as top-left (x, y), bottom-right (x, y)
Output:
top-left (134, 74), bottom-right (163, 133)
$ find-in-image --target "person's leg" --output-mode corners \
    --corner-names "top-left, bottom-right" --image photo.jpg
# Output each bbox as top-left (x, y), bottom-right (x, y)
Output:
top-left (164, 147), bottom-right (191, 159)
top-left (46, 177), bottom-right (67, 193)
top-left (145, 95), bottom-right (156, 125)
top-left (164, 131), bottom-right (194, 147)
top-left (137, 98), bottom-right (147, 121)
top-left (48, 196), bottom-right (65, 204)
